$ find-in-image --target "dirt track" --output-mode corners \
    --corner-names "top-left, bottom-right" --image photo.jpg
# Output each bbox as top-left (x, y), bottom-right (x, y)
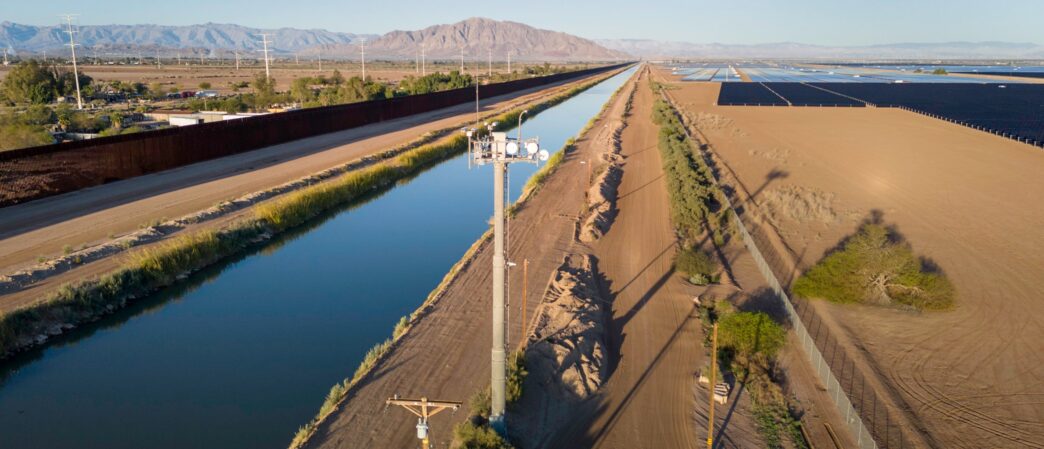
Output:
top-left (664, 71), bottom-right (1044, 448)
top-left (549, 68), bottom-right (706, 448)
top-left (0, 73), bottom-right (603, 286)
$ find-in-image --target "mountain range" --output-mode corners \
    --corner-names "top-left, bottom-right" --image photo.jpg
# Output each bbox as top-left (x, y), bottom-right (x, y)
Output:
top-left (0, 21), bottom-right (373, 57)
top-left (597, 39), bottom-right (1044, 60)
top-left (2, 18), bottom-right (1042, 61)
top-left (0, 19), bottom-right (624, 61)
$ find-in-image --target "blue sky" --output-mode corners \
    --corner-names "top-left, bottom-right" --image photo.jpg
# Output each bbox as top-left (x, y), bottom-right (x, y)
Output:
top-left (4, 0), bottom-right (1042, 45)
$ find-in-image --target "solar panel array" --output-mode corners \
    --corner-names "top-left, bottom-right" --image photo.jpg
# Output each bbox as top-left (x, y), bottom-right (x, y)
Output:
top-left (717, 82), bottom-right (1044, 147)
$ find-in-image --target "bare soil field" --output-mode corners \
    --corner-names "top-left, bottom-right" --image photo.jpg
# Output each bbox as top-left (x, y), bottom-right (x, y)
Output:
top-left (660, 68), bottom-right (1044, 449)
top-left (0, 73), bottom-right (608, 315)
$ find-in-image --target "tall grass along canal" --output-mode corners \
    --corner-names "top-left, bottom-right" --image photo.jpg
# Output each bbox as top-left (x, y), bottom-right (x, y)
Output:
top-left (0, 66), bottom-right (636, 449)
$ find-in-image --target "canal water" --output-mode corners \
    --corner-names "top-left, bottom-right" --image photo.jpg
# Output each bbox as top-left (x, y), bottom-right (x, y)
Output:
top-left (0, 66), bottom-right (636, 449)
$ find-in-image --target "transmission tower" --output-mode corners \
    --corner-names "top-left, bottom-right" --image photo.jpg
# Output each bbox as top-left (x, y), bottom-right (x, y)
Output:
top-left (360, 38), bottom-right (367, 80)
top-left (60, 14), bottom-right (83, 110)
top-left (259, 34), bottom-right (273, 80)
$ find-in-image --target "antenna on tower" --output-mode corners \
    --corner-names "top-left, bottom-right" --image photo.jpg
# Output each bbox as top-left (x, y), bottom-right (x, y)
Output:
top-left (59, 14), bottom-right (84, 110)
top-left (258, 34), bottom-right (272, 80)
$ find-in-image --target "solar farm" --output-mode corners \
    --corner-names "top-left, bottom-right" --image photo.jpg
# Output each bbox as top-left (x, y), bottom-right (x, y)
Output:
top-left (665, 63), bottom-right (1044, 148)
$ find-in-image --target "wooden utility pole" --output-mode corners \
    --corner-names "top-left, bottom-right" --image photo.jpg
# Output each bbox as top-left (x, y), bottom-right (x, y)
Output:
top-left (386, 396), bottom-right (461, 449)
top-left (521, 258), bottom-right (528, 346)
top-left (707, 323), bottom-right (718, 449)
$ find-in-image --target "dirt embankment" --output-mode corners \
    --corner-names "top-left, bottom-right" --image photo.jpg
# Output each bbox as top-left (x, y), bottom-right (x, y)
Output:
top-left (578, 78), bottom-right (635, 243)
top-left (509, 254), bottom-right (609, 447)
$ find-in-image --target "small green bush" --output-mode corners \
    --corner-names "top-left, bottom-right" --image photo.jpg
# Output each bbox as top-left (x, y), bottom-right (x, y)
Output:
top-left (453, 422), bottom-right (513, 449)
top-left (392, 316), bottom-right (410, 339)
top-left (792, 223), bottom-right (955, 310)
top-left (718, 312), bottom-right (786, 360)
top-left (469, 389), bottom-right (491, 418)
top-left (506, 351), bottom-right (527, 404)
top-left (675, 246), bottom-right (717, 284)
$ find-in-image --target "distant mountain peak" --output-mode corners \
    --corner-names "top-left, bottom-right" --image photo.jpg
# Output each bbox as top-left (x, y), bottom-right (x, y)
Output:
top-left (330, 17), bottom-right (628, 61)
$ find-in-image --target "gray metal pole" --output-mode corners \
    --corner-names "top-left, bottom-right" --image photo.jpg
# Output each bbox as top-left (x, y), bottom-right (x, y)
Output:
top-left (490, 160), bottom-right (507, 431)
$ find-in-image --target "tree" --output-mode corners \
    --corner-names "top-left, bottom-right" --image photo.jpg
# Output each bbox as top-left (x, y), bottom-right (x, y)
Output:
top-left (290, 77), bottom-right (318, 103)
top-left (0, 123), bottom-right (53, 150)
top-left (52, 67), bottom-right (93, 98)
top-left (108, 111), bottom-right (125, 130)
top-left (23, 105), bottom-right (56, 126)
top-left (198, 82), bottom-right (212, 90)
top-left (932, 68), bottom-right (948, 75)
top-left (252, 73), bottom-right (277, 109)
top-left (1, 60), bottom-right (56, 104)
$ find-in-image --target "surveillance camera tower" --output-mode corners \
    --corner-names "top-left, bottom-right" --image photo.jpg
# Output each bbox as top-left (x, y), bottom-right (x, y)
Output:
top-left (464, 111), bottom-right (549, 434)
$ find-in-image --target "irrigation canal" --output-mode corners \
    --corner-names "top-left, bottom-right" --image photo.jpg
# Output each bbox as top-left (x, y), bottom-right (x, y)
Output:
top-left (0, 66), bottom-right (637, 449)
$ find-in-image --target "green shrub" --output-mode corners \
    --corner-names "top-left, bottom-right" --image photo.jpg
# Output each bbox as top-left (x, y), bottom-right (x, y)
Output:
top-left (353, 339), bottom-right (391, 381)
top-left (650, 98), bottom-right (725, 244)
top-left (718, 312), bottom-right (786, 360)
top-left (469, 389), bottom-right (491, 418)
top-left (675, 246), bottom-right (717, 284)
top-left (453, 421), bottom-right (513, 449)
top-left (392, 315), bottom-right (410, 339)
top-left (506, 351), bottom-right (527, 404)
top-left (792, 223), bottom-right (955, 310)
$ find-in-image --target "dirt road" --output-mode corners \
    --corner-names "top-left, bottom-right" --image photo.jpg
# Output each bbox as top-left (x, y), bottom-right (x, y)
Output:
top-left (0, 74), bottom-right (604, 278)
top-left (553, 68), bottom-right (703, 449)
top-left (667, 75), bottom-right (1044, 448)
